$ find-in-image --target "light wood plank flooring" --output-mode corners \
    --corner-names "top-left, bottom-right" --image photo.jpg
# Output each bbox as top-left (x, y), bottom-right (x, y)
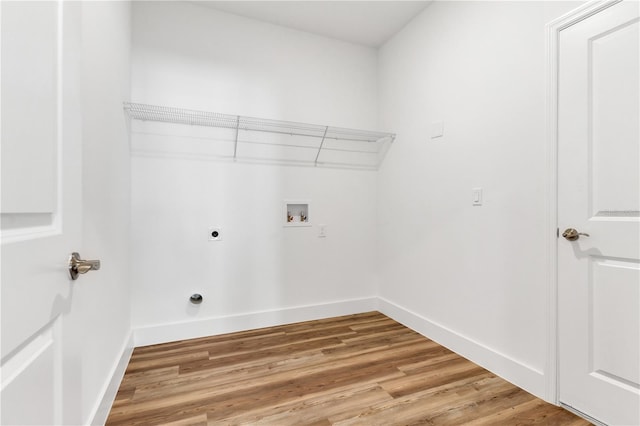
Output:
top-left (107, 312), bottom-right (590, 425)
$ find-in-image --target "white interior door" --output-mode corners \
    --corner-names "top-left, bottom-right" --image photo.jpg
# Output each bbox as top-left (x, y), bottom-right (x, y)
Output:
top-left (1, 2), bottom-right (83, 424)
top-left (557, 1), bottom-right (640, 425)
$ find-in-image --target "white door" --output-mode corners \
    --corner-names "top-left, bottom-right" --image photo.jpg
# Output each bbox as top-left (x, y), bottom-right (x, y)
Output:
top-left (557, 1), bottom-right (640, 425)
top-left (1, 2), bottom-right (86, 424)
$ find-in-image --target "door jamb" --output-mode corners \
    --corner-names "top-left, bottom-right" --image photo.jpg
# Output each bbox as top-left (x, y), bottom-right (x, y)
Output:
top-left (544, 0), bottom-right (622, 405)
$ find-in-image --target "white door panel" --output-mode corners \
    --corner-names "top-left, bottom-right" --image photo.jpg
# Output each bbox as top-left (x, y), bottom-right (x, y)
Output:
top-left (1, 2), bottom-right (82, 424)
top-left (0, 320), bottom-right (61, 425)
top-left (591, 258), bottom-right (639, 386)
top-left (558, 1), bottom-right (640, 425)
top-left (591, 15), bottom-right (639, 217)
top-left (1, 1), bottom-right (57, 214)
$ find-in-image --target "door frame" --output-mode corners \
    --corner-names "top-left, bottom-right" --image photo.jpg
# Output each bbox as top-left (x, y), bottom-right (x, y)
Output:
top-left (544, 0), bottom-right (622, 409)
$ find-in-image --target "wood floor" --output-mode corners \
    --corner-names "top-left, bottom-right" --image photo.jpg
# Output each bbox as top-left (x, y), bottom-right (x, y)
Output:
top-left (107, 312), bottom-right (590, 425)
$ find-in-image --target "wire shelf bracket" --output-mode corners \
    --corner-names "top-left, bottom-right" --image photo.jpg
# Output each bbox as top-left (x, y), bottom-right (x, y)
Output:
top-left (233, 115), bottom-right (240, 160)
top-left (314, 126), bottom-right (329, 167)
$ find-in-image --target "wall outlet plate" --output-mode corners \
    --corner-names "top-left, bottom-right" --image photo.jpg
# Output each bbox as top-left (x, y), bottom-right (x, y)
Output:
top-left (431, 121), bottom-right (444, 139)
top-left (209, 227), bottom-right (222, 241)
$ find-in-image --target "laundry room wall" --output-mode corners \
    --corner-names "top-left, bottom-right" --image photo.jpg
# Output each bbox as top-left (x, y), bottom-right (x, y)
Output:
top-left (130, 1), bottom-right (381, 344)
top-left (376, 1), bottom-right (583, 400)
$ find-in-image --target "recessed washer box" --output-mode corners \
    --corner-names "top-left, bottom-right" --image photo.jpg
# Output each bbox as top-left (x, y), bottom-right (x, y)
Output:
top-left (284, 200), bottom-right (311, 227)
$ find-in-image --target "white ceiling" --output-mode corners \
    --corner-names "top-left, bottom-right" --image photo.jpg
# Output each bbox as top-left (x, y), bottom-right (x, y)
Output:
top-left (194, 1), bottom-right (432, 48)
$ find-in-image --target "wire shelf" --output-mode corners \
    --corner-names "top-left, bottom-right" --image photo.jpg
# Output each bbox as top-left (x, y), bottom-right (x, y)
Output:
top-left (124, 102), bottom-right (395, 169)
top-left (125, 103), bottom-right (239, 129)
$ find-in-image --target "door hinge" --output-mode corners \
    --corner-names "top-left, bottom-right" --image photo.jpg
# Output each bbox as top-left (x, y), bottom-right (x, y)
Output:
top-left (557, 228), bottom-right (560, 238)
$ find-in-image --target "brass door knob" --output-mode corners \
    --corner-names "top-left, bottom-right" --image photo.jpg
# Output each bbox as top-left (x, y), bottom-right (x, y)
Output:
top-left (562, 228), bottom-right (590, 241)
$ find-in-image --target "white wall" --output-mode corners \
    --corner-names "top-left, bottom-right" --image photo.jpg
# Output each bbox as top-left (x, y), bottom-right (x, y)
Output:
top-left (376, 1), bottom-right (581, 400)
top-left (130, 2), bottom-right (380, 343)
top-left (131, 2), bottom-right (377, 127)
top-left (67, 2), bottom-right (132, 424)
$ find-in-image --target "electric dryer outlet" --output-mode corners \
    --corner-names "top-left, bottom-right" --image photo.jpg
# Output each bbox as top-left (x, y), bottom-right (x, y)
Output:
top-left (209, 227), bottom-right (222, 241)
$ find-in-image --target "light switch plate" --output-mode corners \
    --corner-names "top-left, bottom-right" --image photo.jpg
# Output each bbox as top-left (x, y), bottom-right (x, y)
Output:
top-left (472, 188), bottom-right (483, 206)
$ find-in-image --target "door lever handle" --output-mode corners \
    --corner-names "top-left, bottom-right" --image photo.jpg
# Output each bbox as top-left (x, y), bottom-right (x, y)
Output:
top-left (68, 252), bottom-right (101, 280)
top-left (562, 228), bottom-right (590, 241)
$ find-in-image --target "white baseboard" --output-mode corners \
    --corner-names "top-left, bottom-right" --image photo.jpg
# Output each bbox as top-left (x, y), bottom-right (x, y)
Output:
top-left (89, 332), bottom-right (134, 426)
top-left (133, 297), bottom-right (379, 347)
top-left (377, 297), bottom-right (547, 400)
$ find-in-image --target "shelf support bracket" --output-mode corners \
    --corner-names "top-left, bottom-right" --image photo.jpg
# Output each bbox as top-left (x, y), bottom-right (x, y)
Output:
top-left (233, 116), bottom-right (240, 160)
top-left (314, 126), bottom-right (329, 166)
